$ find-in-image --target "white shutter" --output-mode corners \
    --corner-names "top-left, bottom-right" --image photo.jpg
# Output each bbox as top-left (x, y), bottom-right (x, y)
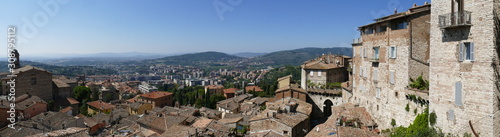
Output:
top-left (318, 70), bottom-right (322, 76)
top-left (390, 70), bottom-right (395, 84)
top-left (459, 43), bottom-right (464, 61)
top-left (363, 67), bottom-right (367, 77)
top-left (455, 81), bottom-right (462, 106)
top-left (353, 48), bottom-right (356, 57)
top-left (353, 65), bottom-right (356, 74)
top-left (373, 69), bottom-right (378, 82)
top-left (470, 42), bottom-right (474, 61)
top-left (359, 67), bottom-right (362, 76)
top-left (310, 70), bottom-right (314, 76)
top-left (376, 88), bottom-right (381, 98)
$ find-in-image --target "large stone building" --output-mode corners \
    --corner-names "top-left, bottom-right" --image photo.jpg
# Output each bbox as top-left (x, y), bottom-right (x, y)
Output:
top-left (350, 3), bottom-right (431, 129)
top-left (1, 65), bottom-right (53, 101)
top-left (300, 54), bottom-right (350, 90)
top-left (429, 0), bottom-right (500, 136)
top-left (138, 91), bottom-right (174, 108)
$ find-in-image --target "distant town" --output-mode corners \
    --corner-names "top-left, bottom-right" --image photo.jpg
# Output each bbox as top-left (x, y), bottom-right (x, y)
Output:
top-left (1, 1), bottom-right (500, 137)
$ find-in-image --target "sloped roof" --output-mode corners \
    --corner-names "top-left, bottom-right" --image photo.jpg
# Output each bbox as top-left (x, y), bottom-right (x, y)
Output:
top-left (67, 98), bottom-right (80, 105)
top-left (139, 91), bottom-right (173, 99)
top-left (223, 88), bottom-right (238, 94)
top-left (87, 100), bottom-right (115, 110)
top-left (245, 86), bottom-right (264, 92)
top-left (53, 79), bottom-right (71, 88)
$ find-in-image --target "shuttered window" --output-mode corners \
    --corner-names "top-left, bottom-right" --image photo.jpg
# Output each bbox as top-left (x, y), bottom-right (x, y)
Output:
top-left (455, 81), bottom-right (463, 106)
top-left (373, 69), bottom-right (378, 82)
top-left (390, 70), bottom-right (395, 84)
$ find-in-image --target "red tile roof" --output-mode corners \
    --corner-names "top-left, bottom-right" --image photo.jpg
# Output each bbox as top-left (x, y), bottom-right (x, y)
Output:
top-left (205, 85), bottom-right (224, 89)
top-left (67, 98), bottom-right (80, 105)
top-left (87, 100), bottom-right (115, 111)
top-left (246, 86), bottom-right (264, 92)
top-left (223, 88), bottom-right (238, 94)
top-left (59, 106), bottom-right (72, 113)
top-left (140, 91), bottom-right (173, 99)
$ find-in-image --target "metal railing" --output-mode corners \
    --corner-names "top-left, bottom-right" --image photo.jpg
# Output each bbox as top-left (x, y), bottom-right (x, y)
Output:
top-left (439, 11), bottom-right (472, 28)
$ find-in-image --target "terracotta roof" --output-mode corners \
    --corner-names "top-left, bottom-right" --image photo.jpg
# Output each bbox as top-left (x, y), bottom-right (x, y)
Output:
top-left (161, 125), bottom-right (197, 137)
top-left (275, 87), bottom-right (307, 93)
top-left (191, 117), bottom-right (214, 129)
top-left (59, 106), bottom-right (73, 113)
top-left (218, 117), bottom-right (243, 125)
top-left (87, 100), bottom-right (115, 111)
top-left (14, 94), bottom-right (46, 110)
top-left (224, 88), bottom-right (238, 94)
top-left (205, 85), bottom-right (224, 89)
top-left (139, 91), bottom-right (173, 99)
top-left (67, 98), bottom-right (80, 105)
top-left (245, 86), bottom-right (264, 92)
top-left (53, 79), bottom-right (70, 88)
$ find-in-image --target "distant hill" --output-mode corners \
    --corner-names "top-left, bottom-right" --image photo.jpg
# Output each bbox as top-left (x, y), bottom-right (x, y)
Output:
top-left (232, 52), bottom-right (267, 58)
top-left (251, 47), bottom-right (352, 67)
top-left (145, 51), bottom-right (244, 66)
top-left (0, 61), bottom-right (118, 77)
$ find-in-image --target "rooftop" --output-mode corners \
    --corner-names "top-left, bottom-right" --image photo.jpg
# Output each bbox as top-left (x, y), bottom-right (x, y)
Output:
top-left (87, 100), bottom-right (115, 110)
top-left (139, 91), bottom-right (173, 99)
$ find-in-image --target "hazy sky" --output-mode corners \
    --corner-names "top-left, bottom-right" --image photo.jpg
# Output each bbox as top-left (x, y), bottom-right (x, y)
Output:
top-left (1, 0), bottom-right (428, 56)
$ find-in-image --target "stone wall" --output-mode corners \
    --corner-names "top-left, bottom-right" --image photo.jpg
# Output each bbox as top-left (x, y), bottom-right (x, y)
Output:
top-left (429, 0), bottom-right (499, 136)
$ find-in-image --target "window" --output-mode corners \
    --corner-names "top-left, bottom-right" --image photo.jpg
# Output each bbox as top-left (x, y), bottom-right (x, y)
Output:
top-left (459, 42), bottom-right (474, 61)
top-left (373, 47), bottom-right (380, 59)
top-left (392, 21), bottom-right (408, 30)
top-left (447, 109), bottom-right (455, 120)
top-left (389, 46), bottom-right (397, 59)
top-left (376, 88), bottom-right (381, 98)
top-left (310, 70), bottom-right (314, 76)
top-left (455, 81), bottom-right (462, 106)
top-left (283, 131), bottom-right (289, 135)
top-left (31, 78), bottom-right (37, 85)
top-left (363, 67), bottom-right (367, 78)
top-left (373, 69), bottom-right (378, 82)
top-left (364, 27), bottom-right (374, 35)
top-left (359, 67), bottom-right (362, 76)
top-left (389, 70), bottom-right (395, 84)
top-left (376, 25), bottom-right (387, 33)
top-left (318, 70), bottom-right (322, 76)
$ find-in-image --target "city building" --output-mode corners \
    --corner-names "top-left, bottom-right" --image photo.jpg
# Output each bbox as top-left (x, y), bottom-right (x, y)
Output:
top-left (205, 85), bottom-right (224, 95)
top-left (0, 94), bottom-right (47, 127)
top-left (138, 91), bottom-right (174, 108)
top-left (300, 54), bottom-right (351, 91)
top-left (350, 3), bottom-right (431, 129)
top-left (87, 100), bottom-right (116, 114)
top-left (1, 65), bottom-right (53, 102)
top-left (429, 0), bottom-right (500, 136)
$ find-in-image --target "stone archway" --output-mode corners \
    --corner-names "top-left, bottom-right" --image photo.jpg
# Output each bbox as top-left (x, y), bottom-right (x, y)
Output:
top-left (323, 99), bottom-right (333, 118)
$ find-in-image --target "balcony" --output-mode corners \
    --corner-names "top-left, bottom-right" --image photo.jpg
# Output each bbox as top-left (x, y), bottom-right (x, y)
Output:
top-left (352, 38), bottom-right (362, 44)
top-left (439, 11), bottom-right (472, 29)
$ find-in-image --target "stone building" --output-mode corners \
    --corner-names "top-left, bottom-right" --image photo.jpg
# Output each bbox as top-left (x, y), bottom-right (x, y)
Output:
top-left (429, 0), bottom-right (500, 136)
top-left (350, 3), bottom-right (431, 129)
top-left (300, 54), bottom-right (350, 91)
top-left (138, 91), bottom-right (174, 108)
top-left (205, 85), bottom-right (224, 95)
top-left (1, 65), bottom-right (53, 102)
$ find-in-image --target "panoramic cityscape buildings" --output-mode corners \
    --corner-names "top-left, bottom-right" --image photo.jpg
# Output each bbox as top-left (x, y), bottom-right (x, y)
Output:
top-left (0, 0), bottom-right (499, 137)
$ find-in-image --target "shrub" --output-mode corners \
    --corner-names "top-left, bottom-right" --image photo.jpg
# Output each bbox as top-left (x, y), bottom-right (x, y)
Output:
top-left (391, 119), bottom-right (396, 127)
top-left (405, 103), bottom-right (410, 112)
top-left (409, 75), bottom-right (429, 90)
top-left (429, 111), bottom-right (437, 126)
top-left (414, 108), bottom-right (418, 115)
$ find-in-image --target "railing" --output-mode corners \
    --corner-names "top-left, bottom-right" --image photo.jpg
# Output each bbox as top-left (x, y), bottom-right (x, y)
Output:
top-left (352, 37), bottom-right (362, 44)
top-left (439, 11), bottom-right (472, 28)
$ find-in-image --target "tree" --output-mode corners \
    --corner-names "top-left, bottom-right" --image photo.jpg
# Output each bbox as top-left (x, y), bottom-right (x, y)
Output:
top-left (73, 86), bottom-right (91, 102)
top-left (194, 98), bottom-right (204, 108)
top-left (80, 99), bottom-right (89, 116)
top-left (208, 94), bottom-right (226, 109)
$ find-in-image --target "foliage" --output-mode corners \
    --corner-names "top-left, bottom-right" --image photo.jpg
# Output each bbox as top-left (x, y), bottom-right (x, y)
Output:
top-left (391, 119), bottom-right (397, 127)
top-left (429, 111), bottom-right (437, 126)
top-left (260, 105), bottom-right (267, 111)
top-left (390, 106), bottom-right (445, 137)
top-left (257, 65), bottom-right (301, 97)
top-left (194, 98), bottom-right (204, 108)
top-left (208, 94), bottom-right (226, 109)
top-left (405, 94), bottom-right (429, 106)
top-left (73, 86), bottom-right (92, 102)
top-left (409, 75), bottom-right (429, 90)
top-left (80, 99), bottom-right (89, 116)
top-left (405, 103), bottom-right (410, 112)
top-left (414, 108), bottom-right (418, 115)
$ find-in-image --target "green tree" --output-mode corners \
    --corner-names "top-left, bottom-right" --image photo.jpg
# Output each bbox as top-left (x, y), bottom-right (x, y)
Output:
top-left (73, 86), bottom-right (91, 102)
top-left (208, 94), bottom-right (226, 109)
top-left (194, 98), bottom-right (204, 108)
top-left (80, 99), bottom-right (89, 116)
top-left (391, 119), bottom-right (396, 127)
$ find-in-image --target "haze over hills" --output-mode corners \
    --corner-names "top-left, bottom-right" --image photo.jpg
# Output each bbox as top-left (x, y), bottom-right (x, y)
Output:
top-left (0, 47), bottom-right (352, 74)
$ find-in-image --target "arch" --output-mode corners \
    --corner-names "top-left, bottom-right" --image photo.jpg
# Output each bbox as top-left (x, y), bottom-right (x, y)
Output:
top-left (323, 99), bottom-right (334, 118)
